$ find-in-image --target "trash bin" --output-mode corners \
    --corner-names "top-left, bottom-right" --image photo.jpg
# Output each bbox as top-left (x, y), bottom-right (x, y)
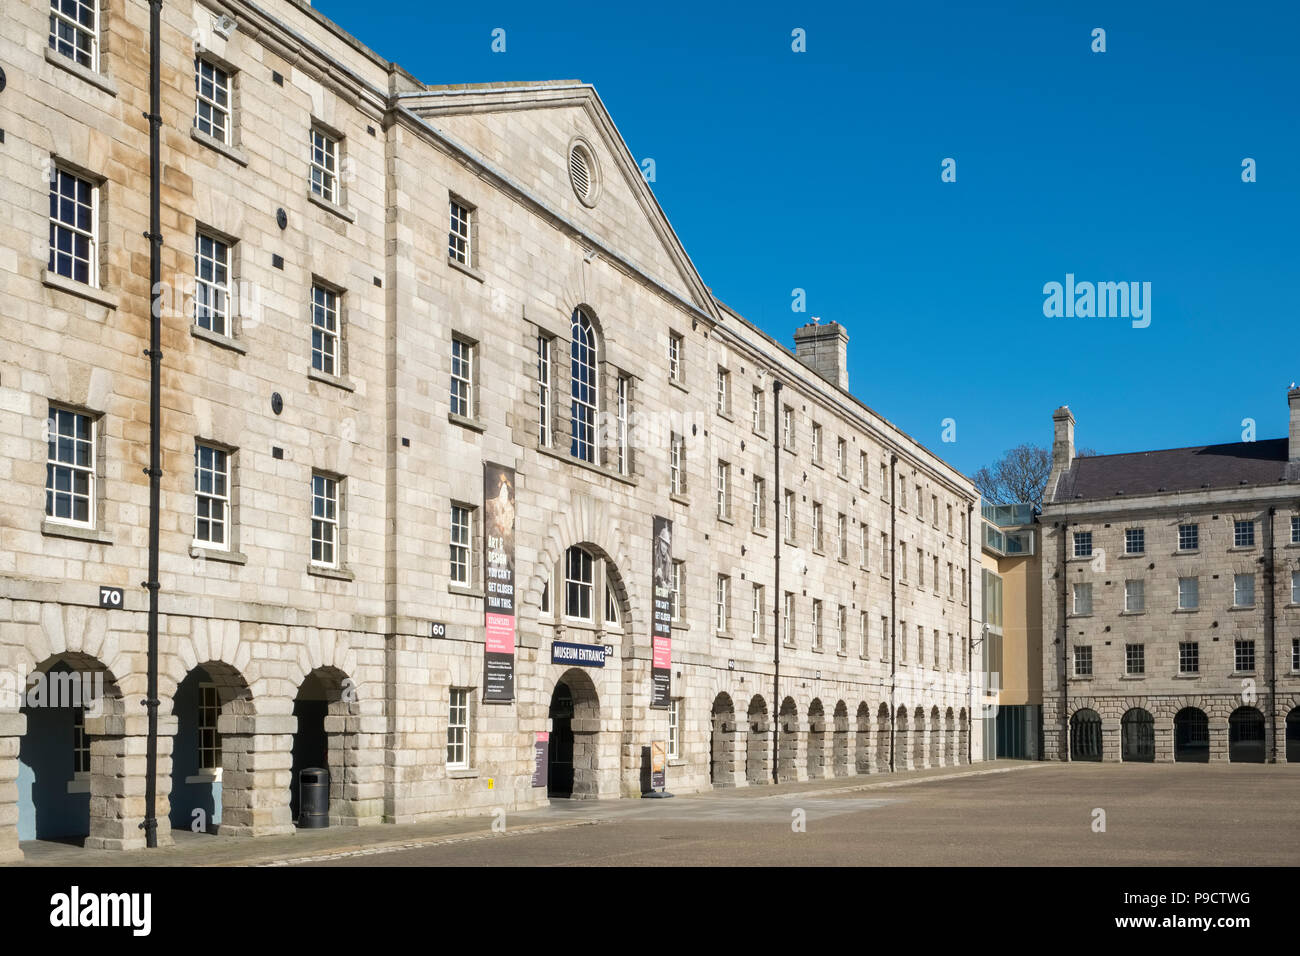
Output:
top-left (298, 767), bottom-right (330, 828)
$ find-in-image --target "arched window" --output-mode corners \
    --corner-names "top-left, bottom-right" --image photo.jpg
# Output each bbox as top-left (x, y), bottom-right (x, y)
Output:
top-left (564, 546), bottom-right (594, 621)
top-left (1070, 708), bottom-right (1102, 761)
top-left (570, 308), bottom-right (598, 463)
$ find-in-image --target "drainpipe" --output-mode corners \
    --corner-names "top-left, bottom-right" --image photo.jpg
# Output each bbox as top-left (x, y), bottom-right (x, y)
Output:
top-left (771, 379), bottom-right (782, 784)
top-left (1266, 507), bottom-right (1277, 763)
top-left (141, 0), bottom-right (164, 849)
top-left (966, 502), bottom-right (973, 765)
top-left (889, 454), bottom-right (897, 771)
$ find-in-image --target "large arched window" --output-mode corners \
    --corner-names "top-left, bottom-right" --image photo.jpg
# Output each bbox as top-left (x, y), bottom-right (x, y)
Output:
top-left (570, 308), bottom-right (598, 463)
top-left (561, 545), bottom-right (624, 630)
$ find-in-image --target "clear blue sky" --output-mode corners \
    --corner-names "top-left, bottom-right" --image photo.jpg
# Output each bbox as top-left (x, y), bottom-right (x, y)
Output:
top-left (317, 0), bottom-right (1299, 476)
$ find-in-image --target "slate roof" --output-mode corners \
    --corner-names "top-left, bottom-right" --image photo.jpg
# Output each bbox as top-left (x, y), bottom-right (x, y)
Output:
top-left (1052, 438), bottom-right (1297, 502)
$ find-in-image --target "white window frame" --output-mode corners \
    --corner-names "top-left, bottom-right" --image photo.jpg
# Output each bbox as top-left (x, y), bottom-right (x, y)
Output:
top-left (193, 442), bottom-right (230, 550)
top-left (1125, 643), bottom-right (1145, 676)
top-left (668, 332), bottom-right (682, 381)
top-left (670, 561), bottom-right (683, 622)
top-left (838, 605), bottom-right (848, 654)
top-left (783, 490), bottom-right (795, 541)
top-left (450, 337), bottom-right (474, 418)
top-left (1178, 576), bottom-right (1199, 610)
top-left (837, 513), bottom-right (847, 561)
top-left (783, 592), bottom-right (795, 646)
top-left (447, 688), bottom-right (469, 770)
top-left (48, 165), bottom-right (98, 287)
top-left (716, 461), bottom-right (730, 520)
top-left (1179, 641), bottom-right (1199, 674)
top-left (1124, 579), bottom-right (1144, 613)
top-left (812, 599), bottom-right (823, 651)
top-left (198, 683), bottom-right (222, 772)
top-left (752, 476), bottom-right (765, 531)
top-left (1234, 639), bottom-right (1256, 674)
top-left (668, 698), bottom-right (681, 759)
top-left (309, 127), bottom-right (340, 204)
top-left (450, 504), bottom-right (472, 587)
top-left (716, 367), bottom-right (729, 415)
top-left (1178, 523), bottom-right (1199, 551)
top-left (1234, 520), bottom-right (1255, 548)
top-left (751, 584), bottom-right (764, 641)
top-left (194, 56), bottom-right (231, 143)
top-left (194, 231), bottom-right (232, 336)
top-left (616, 375), bottom-right (629, 475)
top-left (310, 473), bottom-right (340, 568)
top-left (45, 406), bottom-right (96, 528)
top-left (752, 387), bottom-right (764, 432)
top-left (1292, 516), bottom-right (1300, 545)
top-left (811, 502), bottom-right (822, 551)
top-left (836, 438), bottom-right (846, 477)
top-left (311, 283), bottom-right (340, 375)
top-left (1124, 527), bottom-right (1145, 554)
top-left (570, 310), bottom-right (598, 464)
top-left (1074, 645), bottom-right (1093, 677)
top-left (1073, 531), bottom-right (1093, 558)
top-left (564, 546), bottom-right (595, 623)
top-left (1072, 582), bottom-right (1093, 615)
top-left (670, 434), bottom-right (685, 495)
top-left (1292, 571), bottom-right (1300, 605)
top-left (1233, 573), bottom-right (1255, 608)
top-left (537, 334), bottom-right (552, 447)
top-left (48, 0), bottom-right (99, 71)
top-left (715, 574), bottom-right (729, 633)
top-left (811, 423), bottom-right (821, 464)
top-left (449, 199), bottom-right (472, 265)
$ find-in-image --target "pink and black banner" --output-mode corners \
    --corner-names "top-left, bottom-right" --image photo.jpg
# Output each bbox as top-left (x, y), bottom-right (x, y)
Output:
top-left (483, 462), bottom-right (516, 702)
top-left (651, 515), bottom-right (673, 709)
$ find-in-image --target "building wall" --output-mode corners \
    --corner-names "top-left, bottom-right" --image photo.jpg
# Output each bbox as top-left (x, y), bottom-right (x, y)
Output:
top-left (996, 551), bottom-right (1042, 708)
top-left (1040, 494), bottom-right (1300, 763)
top-left (0, 0), bottom-right (980, 860)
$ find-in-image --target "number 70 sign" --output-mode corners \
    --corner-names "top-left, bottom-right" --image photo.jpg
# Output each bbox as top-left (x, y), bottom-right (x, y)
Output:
top-left (98, 587), bottom-right (124, 609)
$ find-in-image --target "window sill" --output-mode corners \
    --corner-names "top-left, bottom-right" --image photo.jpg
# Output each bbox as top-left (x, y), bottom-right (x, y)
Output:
top-left (308, 191), bottom-right (355, 223)
top-left (1173, 608), bottom-right (1200, 614)
top-left (1119, 674), bottom-right (1146, 681)
top-left (190, 126), bottom-right (249, 166)
top-left (669, 379), bottom-right (690, 395)
top-left (308, 368), bottom-right (355, 392)
top-left (447, 256), bottom-right (485, 283)
top-left (1067, 613), bottom-right (1093, 619)
top-left (668, 758), bottom-right (687, 768)
top-left (190, 545), bottom-right (247, 565)
top-left (717, 515), bottom-right (734, 526)
top-left (42, 270), bottom-right (119, 310)
top-left (192, 324), bottom-right (246, 354)
top-left (308, 564), bottom-right (354, 582)
top-left (534, 443), bottom-right (637, 487)
top-left (1229, 671), bottom-right (1257, 679)
top-left (1069, 675), bottom-right (1093, 682)
top-left (1118, 553), bottom-right (1147, 560)
top-left (1226, 546), bottom-right (1257, 554)
top-left (1227, 605), bottom-right (1257, 612)
top-left (1174, 549), bottom-right (1200, 556)
top-left (670, 493), bottom-right (690, 507)
top-left (715, 630), bottom-right (730, 639)
top-left (449, 584), bottom-right (485, 599)
top-left (45, 47), bottom-right (118, 96)
top-left (1119, 610), bottom-right (1145, 616)
top-left (448, 412), bottom-right (485, 433)
top-left (447, 768), bottom-right (479, 779)
top-left (1173, 672), bottom-right (1201, 680)
top-left (717, 411), bottom-right (733, 423)
top-left (751, 527), bottom-right (769, 538)
top-left (670, 622), bottom-right (691, 632)
top-left (185, 770), bottom-right (222, 785)
top-left (42, 520), bottom-right (112, 545)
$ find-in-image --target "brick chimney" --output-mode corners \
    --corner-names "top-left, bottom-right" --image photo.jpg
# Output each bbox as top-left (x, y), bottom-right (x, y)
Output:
top-left (1289, 386), bottom-right (1300, 462)
top-left (792, 319), bottom-right (849, 390)
top-left (1046, 406), bottom-right (1075, 504)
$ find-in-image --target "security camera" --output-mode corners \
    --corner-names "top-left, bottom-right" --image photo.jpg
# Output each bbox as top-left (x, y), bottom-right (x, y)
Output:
top-left (213, 14), bottom-right (238, 39)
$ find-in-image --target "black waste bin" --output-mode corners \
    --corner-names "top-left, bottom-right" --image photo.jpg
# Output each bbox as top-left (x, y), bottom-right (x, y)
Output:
top-left (298, 767), bottom-right (330, 828)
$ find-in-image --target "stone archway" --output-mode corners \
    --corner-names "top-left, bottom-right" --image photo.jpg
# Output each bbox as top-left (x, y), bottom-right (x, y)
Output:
top-left (854, 702), bottom-right (872, 774)
top-left (832, 701), bottom-right (850, 777)
top-left (1228, 706), bottom-right (1266, 763)
top-left (876, 703), bottom-right (891, 772)
top-left (745, 695), bottom-right (769, 785)
top-left (958, 708), bottom-right (969, 765)
top-left (929, 706), bottom-right (942, 768)
top-left (806, 698), bottom-right (826, 780)
top-left (168, 661), bottom-right (253, 835)
top-left (1070, 708), bottom-right (1102, 762)
top-left (16, 654), bottom-right (132, 849)
top-left (1174, 707), bottom-right (1209, 763)
top-left (778, 697), bottom-right (799, 782)
top-left (291, 666), bottom-right (363, 824)
top-left (1121, 708), bottom-right (1155, 762)
top-left (912, 706), bottom-right (926, 769)
top-left (895, 706), bottom-right (910, 770)
top-left (547, 668), bottom-right (601, 799)
top-left (710, 693), bottom-right (738, 788)
top-left (944, 707), bottom-right (956, 766)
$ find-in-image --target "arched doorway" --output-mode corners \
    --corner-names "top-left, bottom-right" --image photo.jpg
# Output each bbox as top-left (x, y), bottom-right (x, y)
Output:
top-left (548, 669), bottom-right (600, 798)
top-left (1228, 706), bottom-right (1265, 763)
top-left (1070, 708), bottom-right (1102, 761)
top-left (168, 662), bottom-right (252, 834)
top-left (832, 701), bottom-right (850, 777)
top-left (17, 654), bottom-right (125, 846)
top-left (875, 703), bottom-right (891, 772)
top-left (912, 706), bottom-right (926, 769)
top-left (1288, 707), bottom-right (1300, 763)
top-left (806, 699), bottom-right (826, 779)
top-left (710, 693), bottom-right (736, 788)
top-left (958, 708), bottom-right (969, 765)
top-left (745, 696), bottom-right (768, 785)
top-left (944, 708), bottom-right (956, 766)
top-left (290, 667), bottom-right (355, 824)
top-left (894, 706), bottom-right (910, 770)
top-left (929, 707), bottom-right (942, 767)
top-left (854, 702), bottom-right (871, 774)
top-left (1120, 708), bottom-right (1154, 762)
top-left (1173, 707), bottom-right (1209, 763)
top-left (777, 697), bottom-right (799, 782)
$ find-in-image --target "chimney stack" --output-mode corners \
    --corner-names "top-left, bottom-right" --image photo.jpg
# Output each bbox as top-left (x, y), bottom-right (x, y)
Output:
top-left (1046, 406), bottom-right (1076, 504)
top-left (792, 319), bottom-right (849, 391)
top-left (1289, 386), bottom-right (1300, 463)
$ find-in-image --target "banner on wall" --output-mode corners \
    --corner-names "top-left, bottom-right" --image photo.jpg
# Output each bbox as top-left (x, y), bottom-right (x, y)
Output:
top-left (483, 462), bottom-right (516, 702)
top-left (651, 516), bottom-right (673, 709)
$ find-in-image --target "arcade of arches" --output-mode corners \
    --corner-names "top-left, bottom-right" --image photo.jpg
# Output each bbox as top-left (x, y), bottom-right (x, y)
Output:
top-left (1060, 699), bottom-right (1300, 763)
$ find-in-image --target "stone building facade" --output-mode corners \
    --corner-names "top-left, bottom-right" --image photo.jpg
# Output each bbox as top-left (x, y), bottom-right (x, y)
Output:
top-left (0, 0), bottom-right (980, 860)
top-left (1040, 395), bottom-right (1300, 764)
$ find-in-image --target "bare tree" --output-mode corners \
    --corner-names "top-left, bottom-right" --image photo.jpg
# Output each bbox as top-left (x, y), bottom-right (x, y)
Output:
top-left (973, 443), bottom-right (1097, 510)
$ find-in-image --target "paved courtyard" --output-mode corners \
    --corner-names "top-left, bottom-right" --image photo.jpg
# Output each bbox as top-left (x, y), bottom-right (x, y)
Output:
top-left (11, 761), bottom-right (1298, 867)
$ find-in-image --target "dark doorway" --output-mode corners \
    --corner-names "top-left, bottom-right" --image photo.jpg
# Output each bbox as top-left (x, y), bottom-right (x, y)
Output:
top-left (290, 673), bottom-right (330, 822)
top-left (1069, 708), bottom-right (1102, 761)
top-left (1288, 708), bottom-right (1300, 764)
top-left (1121, 709), bottom-right (1155, 762)
top-left (1228, 706), bottom-right (1266, 763)
top-left (1173, 707), bottom-right (1210, 762)
top-left (547, 681), bottom-right (575, 798)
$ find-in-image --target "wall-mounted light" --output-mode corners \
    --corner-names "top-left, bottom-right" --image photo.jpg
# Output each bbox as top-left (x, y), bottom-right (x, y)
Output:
top-left (213, 14), bottom-right (238, 38)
